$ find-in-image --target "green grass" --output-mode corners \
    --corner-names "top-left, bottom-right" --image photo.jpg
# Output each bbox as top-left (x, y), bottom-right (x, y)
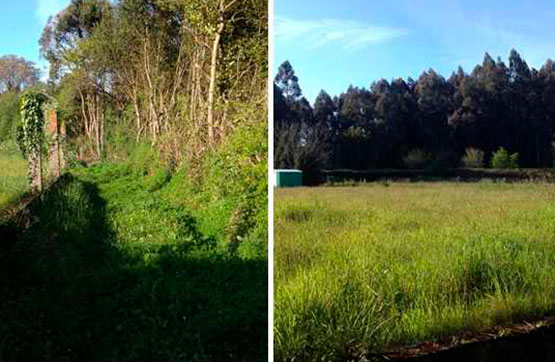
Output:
top-left (0, 163), bottom-right (267, 362)
top-left (0, 151), bottom-right (28, 210)
top-left (275, 182), bottom-right (555, 361)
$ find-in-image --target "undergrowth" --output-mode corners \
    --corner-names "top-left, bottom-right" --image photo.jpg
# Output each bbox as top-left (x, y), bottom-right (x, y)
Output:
top-left (0, 141), bottom-right (28, 210)
top-left (0, 132), bottom-right (267, 361)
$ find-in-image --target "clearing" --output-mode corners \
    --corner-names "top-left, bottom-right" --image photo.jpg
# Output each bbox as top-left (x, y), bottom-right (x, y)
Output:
top-left (0, 146), bottom-right (27, 210)
top-left (275, 182), bottom-right (555, 361)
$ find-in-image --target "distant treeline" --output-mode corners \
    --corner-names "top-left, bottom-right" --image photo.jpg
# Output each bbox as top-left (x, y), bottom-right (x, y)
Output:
top-left (274, 50), bottom-right (555, 182)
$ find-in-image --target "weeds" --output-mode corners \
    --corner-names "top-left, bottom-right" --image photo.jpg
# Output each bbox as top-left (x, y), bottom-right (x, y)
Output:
top-left (0, 161), bottom-right (267, 361)
top-left (0, 142), bottom-right (28, 209)
top-left (275, 182), bottom-right (555, 361)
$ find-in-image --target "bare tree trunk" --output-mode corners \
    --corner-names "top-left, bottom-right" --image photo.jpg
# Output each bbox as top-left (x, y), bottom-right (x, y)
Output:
top-left (133, 93), bottom-right (142, 142)
top-left (207, 12), bottom-right (225, 147)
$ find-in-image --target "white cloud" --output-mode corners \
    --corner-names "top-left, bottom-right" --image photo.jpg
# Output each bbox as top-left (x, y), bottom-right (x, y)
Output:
top-left (275, 16), bottom-right (408, 52)
top-left (36, 0), bottom-right (67, 24)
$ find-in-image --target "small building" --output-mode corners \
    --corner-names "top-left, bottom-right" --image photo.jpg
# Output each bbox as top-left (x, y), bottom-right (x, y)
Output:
top-left (274, 169), bottom-right (303, 188)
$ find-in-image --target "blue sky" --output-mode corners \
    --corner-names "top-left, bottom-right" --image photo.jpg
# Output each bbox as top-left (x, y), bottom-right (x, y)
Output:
top-left (0, 0), bottom-right (70, 78)
top-left (275, 0), bottom-right (555, 103)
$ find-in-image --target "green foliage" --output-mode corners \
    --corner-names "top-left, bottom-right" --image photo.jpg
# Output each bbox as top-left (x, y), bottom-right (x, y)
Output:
top-left (16, 91), bottom-right (46, 157)
top-left (0, 91), bottom-right (20, 142)
top-left (0, 164), bottom-right (266, 361)
top-left (0, 142), bottom-right (28, 210)
top-left (187, 120), bottom-right (268, 258)
top-left (403, 148), bottom-right (431, 169)
top-left (146, 166), bottom-right (172, 192)
top-left (509, 152), bottom-right (519, 168)
top-left (491, 147), bottom-right (519, 169)
top-left (103, 106), bottom-right (138, 158)
top-left (462, 147), bottom-right (485, 168)
top-left (275, 183), bottom-right (555, 361)
top-left (491, 147), bottom-right (510, 168)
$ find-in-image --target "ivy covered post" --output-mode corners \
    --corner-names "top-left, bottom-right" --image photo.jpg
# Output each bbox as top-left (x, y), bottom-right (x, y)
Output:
top-left (18, 92), bottom-right (46, 192)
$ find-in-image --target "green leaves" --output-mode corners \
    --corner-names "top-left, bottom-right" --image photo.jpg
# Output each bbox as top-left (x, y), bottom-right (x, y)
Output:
top-left (17, 91), bottom-right (46, 157)
top-left (491, 147), bottom-right (519, 169)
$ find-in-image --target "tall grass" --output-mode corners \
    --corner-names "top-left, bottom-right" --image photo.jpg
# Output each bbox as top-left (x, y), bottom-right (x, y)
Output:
top-left (0, 160), bottom-right (266, 361)
top-left (275, 182), bottom-right (555, 361)
top-left (0, 142), bottom-right (28, 209)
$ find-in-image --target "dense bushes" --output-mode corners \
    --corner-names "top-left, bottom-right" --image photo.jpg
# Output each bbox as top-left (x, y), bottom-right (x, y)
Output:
top-left (165, 121), bottom-right (268, 259)
top-left (97, 118), bottom-right (267, 260)
top-left (491, 147), bottom-right (519, 169)
top-left (0, 91), bottom-right (19, 142)
top-left (0, 168), bottom-right (267, 361)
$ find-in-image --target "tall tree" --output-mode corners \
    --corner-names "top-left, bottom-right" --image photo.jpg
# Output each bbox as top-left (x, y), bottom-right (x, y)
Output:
top-left (274, 61), bottom-right (303, 102)
top-left (313, 90), bottom-right (336, 125)
top-left (0, 55), bottom-right (40, 93)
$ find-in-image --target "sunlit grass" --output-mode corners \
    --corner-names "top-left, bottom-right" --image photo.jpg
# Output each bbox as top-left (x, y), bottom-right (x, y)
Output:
top-left (275, 182), bottom-right (555, 361)
top-left (0, 161), bottom-right (266, 361)
top-left (0, 152), bottom-right (28, 210)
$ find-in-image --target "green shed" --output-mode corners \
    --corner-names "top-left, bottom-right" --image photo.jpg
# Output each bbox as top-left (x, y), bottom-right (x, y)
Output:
top-left (274, 169), bottom-right (303, 187)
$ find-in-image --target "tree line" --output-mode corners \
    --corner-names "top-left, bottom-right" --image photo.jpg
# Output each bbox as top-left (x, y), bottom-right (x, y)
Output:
top-left (0, 0), bottom-right (267, 168)
top-left (0, 55), bottom-right (41, 141)
top-left (0, 0), bottom-right (268, 250)
top-left (34, 0), bottom-right (266, 164)
top-left (274, 50), bottom-right (555, 182)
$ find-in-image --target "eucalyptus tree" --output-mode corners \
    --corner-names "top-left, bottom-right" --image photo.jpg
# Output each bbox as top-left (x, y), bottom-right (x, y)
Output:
top-left (275, 50), bottom-right (555, 170)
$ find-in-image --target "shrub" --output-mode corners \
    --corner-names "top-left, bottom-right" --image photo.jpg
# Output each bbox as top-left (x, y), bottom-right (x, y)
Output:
top-left (491, 147), bottom-right (519, 169)
top-left (403, 149), bottom-right (431, 169)
top-left (509, 152), bottom-right (519, 169)
top-left (462, 148), bottom-right (485, 168)
top-left (0, 91), bottom-right (20, 143)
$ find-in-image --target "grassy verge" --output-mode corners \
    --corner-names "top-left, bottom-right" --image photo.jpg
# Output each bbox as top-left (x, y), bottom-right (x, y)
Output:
top-left (0, 161), bottom-right (267, 361)
top-left (275, 182), bottom-right (555, 361)
top-left (0, 143), bottom-right (27, 210)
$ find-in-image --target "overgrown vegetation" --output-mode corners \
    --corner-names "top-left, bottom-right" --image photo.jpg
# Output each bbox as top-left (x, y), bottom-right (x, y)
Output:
top-left (275, 183), bottom-right (555, 361)
top-left (0, 141), bottom-right (28, 210)
top-left (0, 0), bottom-right (267, 360)
top-left (0, 155), bottom-right (266, 361)
top-left (491, 147), bottom-right (519, 169)
top-left (0, 92), bottom-right (20, 141)
top-left (17, 91), bottom-right (47, 191)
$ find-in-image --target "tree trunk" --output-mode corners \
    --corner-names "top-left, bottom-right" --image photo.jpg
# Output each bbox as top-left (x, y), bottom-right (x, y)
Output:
top-left (207, 14), bottom-right (225, 147)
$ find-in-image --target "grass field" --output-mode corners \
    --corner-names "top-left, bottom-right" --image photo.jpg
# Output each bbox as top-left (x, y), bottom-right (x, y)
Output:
top-left (0, 148), bottom-right (27, 210)
top-left (275, 182), bottom-right (555, 361)
top-left (0, 163), bottom-right (266, 361)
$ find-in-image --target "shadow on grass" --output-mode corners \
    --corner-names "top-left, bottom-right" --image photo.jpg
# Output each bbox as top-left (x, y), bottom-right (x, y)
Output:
top-left (0, 176), bottom-right (267, 362)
